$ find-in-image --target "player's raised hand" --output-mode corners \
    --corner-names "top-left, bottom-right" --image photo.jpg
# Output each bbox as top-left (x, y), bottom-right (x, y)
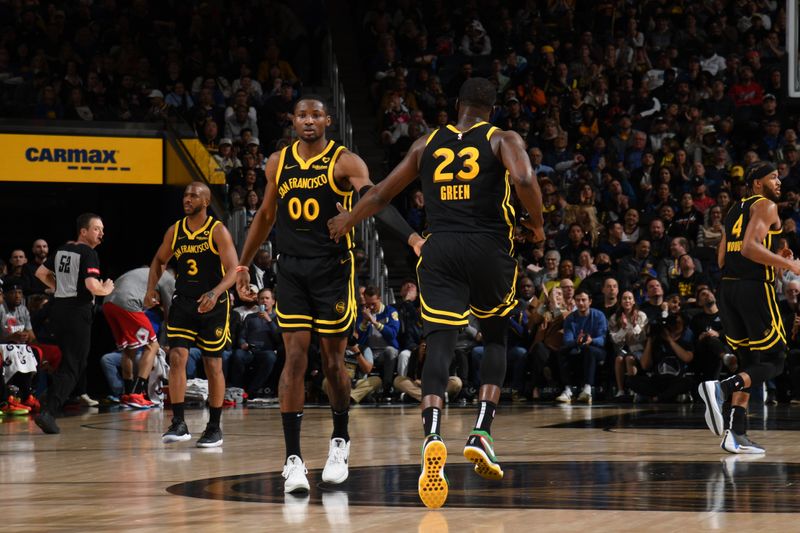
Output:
top-left (327, 202), bottom-right (353, 243)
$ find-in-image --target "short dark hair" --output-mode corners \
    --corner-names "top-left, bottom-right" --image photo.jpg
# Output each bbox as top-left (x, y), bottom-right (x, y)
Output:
top-left (575, 287), bottom-right (592, 300)
top-left (76, 212), bottom-right (100, 234)
top-left (458, 77), bottom-right (496, 110)
top-left (364, 285), bottom-right (380, 298)
top-left (294, 95), bottom-right (328, 113)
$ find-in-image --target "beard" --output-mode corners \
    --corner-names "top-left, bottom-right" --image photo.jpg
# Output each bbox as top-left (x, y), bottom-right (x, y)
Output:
top-left (761, 185), bottom-right (780, 203)
top-left (185, 204), bottom-right (203, 216)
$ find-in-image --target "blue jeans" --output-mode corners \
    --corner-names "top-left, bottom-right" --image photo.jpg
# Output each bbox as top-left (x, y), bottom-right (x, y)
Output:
top-left (229, 348), bottom-right (277, 396)
top-left (100, 350), bottom-right (144, 396)
top-left (469, 345), bottom-right (528, 391)
top-left (558, 344), bottom-right (606, 387)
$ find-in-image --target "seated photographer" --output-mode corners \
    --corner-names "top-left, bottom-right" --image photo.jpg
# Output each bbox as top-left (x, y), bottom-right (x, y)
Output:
top-left (323, 335), bottom-right (381, 404)
top-left (688, 286), bottom-right (733, 382)
top-left (394, 337), bottom-right (462, 402)
top-left (627, 312), bottom-right (694, 402)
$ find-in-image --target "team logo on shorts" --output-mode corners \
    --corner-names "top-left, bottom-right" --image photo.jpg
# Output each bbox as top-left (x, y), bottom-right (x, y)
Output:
top-left (764, 328), bottom-right (772, 337)
top-left (215, 327), bottom-right (224, 338)
top-left (334, 300), bottom-right (346, 314)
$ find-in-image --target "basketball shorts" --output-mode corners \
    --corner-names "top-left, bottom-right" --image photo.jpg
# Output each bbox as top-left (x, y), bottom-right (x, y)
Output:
top-left (417, 232), bottom-right (517, 333)
top-left (103, 301), bottom-right (157, 350)
top-left (719, 279), bottom-right (786, 354)
top-left (275, 251), bottom-right (356, 337)
top-left (166, 293), bottom-right (231, 356)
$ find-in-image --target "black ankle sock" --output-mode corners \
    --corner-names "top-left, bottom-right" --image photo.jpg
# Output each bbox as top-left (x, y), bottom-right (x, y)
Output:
top-left (123, 379), bottom-right (134, 395)
top-left (720, 375), bottom-right (745, 397)
top-left (722, 400), bottom-right (732, 430)
top-left (422, 406), bottom-right (441, 437)
top-left (473, 401), bottom-right (497, 434)
top-left (172, 402), bottom-right (185, 421)
top-left (209, 406), bottom-right (222, 428)
top-left (730, 405), bottom-right (747, 435)
top-left (331, 408), bottom-right (350, 441)
top-left (282, 411), bottom-right (304, 459)
top-left (132, 377), bottom-right (147, 395)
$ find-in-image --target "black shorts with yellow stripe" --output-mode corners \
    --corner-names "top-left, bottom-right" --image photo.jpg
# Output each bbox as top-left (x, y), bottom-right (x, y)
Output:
top-left (274, 251), bottom-right (356, 337)
top-left (417, 232), bottom-right (517, 333)
top-left (719, 279), bottom-right (786, 355)
top-left (166, 294), bottom-right (231, 357)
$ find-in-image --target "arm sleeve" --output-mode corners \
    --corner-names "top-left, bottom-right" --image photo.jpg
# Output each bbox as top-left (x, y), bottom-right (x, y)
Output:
top-left (82, 248), bottom-right (101, 280)
top-left (360, 185), bottom-right (417, 242)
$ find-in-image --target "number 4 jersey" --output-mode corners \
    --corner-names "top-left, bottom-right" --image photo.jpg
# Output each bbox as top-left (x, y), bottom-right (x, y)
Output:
top-left (722, 194), bottom-right (781, 282)
top-left (419, 122), bottom-right (515, 241)
top-left (274, 140), bottom-right (354, 257)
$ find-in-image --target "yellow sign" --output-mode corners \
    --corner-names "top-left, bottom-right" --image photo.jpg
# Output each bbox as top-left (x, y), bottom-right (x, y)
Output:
top-left (0, 133), bottom-right (163, 184)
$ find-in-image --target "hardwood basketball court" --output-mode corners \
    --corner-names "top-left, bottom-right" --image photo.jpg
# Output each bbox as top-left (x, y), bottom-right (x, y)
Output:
top-left (2, 402), bottom-right (798, 531)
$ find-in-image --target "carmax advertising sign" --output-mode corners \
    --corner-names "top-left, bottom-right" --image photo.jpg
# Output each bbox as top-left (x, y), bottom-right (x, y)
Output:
top-left (1, 133), bottom-right (163, 184)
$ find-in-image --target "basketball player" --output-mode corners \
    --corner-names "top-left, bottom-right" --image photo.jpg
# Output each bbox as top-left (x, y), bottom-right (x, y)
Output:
top-left (104, 266), bottom-right (175, 409)
top-left (699, 162), bottom-right (800, 453)
top-left (235, 96), bottom-right (423, 493)
top-left (146, 182), bottom-right (239, 448)
top-left (328, 77), bottom-right (545, 508)
top-left (33, 213), bottom-right (115, 434)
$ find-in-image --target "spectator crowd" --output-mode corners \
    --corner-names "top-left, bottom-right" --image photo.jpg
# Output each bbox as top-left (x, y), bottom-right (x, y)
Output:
top-left (5, 1), bottom-right (800, 413)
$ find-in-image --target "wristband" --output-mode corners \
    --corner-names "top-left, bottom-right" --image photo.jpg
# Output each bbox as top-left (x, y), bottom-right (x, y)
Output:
top-left (235, 265), bottom-right (248, 273)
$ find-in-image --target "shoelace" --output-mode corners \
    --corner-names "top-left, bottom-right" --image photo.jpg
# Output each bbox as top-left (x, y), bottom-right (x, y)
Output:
top-left (328, 444), bottom-right (348, 465)
top-left (283, 458), bottom-right (308, 479)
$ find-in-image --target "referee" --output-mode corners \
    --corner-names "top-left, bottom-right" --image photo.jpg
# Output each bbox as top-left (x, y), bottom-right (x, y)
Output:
top-left (33, 213), bottom-right (114, 434)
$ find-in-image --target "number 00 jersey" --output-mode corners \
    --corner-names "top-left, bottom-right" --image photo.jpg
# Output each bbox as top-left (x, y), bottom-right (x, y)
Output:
top-left (171, 216), bottom-right (224, 298)
top-left (274, 140), bottom-right (353, 257)
top-left (419, 122), bottom-right (515, 241)
top-left (723, 194), bottom-right (780, 282)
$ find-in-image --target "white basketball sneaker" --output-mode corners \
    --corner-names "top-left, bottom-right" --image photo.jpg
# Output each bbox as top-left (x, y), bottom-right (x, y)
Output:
top-left (322, 438), bottom-right (350, 483)
top-left (282, 455), bottom-right (310, 493)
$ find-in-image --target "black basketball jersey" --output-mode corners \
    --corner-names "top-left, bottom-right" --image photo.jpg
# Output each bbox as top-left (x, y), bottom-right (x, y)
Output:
top-left (418, 122), bottom-right (515, 244)
top-left (274, 140), bottom-right (353, 257)
top-left (171, 216), bottom-right (224, 298)
top-left (722, 194), bottom-right (779, 282)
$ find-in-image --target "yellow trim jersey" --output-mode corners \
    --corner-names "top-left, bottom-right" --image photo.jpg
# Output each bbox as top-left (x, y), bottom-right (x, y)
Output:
top-left (722, 194), bottom-right (780, 282)
top-left (171, 215), bottom-right (224, 298)
top-left (274, 140), bottom-right (354, 257)
top-left (419, 122), bottom-right (515, 247)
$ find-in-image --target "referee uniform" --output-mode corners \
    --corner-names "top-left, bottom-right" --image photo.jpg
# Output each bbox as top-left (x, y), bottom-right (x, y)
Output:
top-left (44, 241), bottom-right (102, 414)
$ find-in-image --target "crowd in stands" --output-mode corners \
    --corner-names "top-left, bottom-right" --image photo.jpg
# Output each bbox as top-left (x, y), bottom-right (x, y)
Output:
top-left (353, 0), bottom-right (800, 403)
top-left (7, 1), bottom-right (800, 413)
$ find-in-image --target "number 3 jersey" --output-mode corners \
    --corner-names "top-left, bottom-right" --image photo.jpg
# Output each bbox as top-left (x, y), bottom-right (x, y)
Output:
top-left (274, 140), bottom-right (353, 257)
top-left (171, 216), bottom-right (224, 299)
top-left (722, 194), bottom-right (779, 282)
top-left (419, 122), bottom-right (515, 240)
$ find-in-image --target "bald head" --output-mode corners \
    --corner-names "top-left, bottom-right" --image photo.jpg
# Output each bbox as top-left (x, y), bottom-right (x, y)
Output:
top-left (183, 181), bottom-right (211, 216)
top-left (188, 181), bottom-right (211, 199)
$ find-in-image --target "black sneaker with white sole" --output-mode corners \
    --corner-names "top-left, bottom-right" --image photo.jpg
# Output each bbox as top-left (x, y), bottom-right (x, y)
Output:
top-left (162, 417), bottom-right (191, 443)
top-left (196, 424), bottom-right (223, 448)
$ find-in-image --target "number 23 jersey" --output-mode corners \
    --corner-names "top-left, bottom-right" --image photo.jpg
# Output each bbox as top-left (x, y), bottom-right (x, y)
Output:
top-left (419, 122), bottom-right (515, 240)
top-left (274, 140), bottom-right (354, 257)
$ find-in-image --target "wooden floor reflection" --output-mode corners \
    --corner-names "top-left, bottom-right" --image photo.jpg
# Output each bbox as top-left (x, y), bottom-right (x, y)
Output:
top-left (3, 403), bottom-right (800, 531)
